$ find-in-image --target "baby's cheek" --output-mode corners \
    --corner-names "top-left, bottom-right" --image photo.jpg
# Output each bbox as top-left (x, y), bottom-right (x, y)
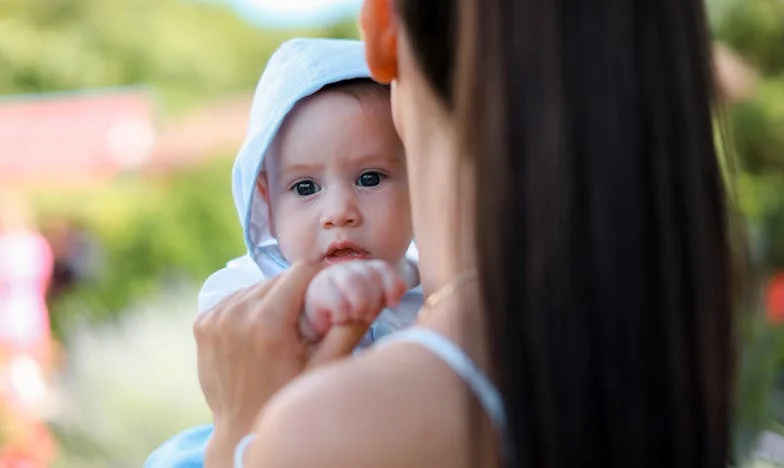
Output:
top-left (276, 218), bottom-right (316, 263)
top-left (370, 201), bottom-right (413, 261)
top-left (387, 187), bottom-right (413, 235)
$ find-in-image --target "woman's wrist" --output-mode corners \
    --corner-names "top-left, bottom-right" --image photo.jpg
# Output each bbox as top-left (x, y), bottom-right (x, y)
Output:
top-left (205, 422), bottom-right (249, 468)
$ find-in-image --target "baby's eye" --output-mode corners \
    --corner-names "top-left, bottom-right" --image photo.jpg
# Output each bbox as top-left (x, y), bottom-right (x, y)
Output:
top-left (356, 171), bottom-right (385, 187)
top-left (291, 180), bottom-right (320, 197)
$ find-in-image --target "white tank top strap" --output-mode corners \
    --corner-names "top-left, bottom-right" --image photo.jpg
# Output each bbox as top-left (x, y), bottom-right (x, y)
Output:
top-left (234, 327), bottom-right (513, 468)
top-left (376, 327), bottom-right (508, 435)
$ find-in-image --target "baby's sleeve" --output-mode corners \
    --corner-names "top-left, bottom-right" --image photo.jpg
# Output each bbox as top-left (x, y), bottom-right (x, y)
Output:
top-left (144, 424), bottom-right (213, 468)
top-left (198, 254), bottom-right (266, 314)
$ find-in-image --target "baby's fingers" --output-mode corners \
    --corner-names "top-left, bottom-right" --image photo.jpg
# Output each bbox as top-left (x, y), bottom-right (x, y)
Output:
top-left (304, 277), bottom-right (351, 337)
top-left (337, 264), bottom-right (386, 322)
top-left (366, 260), bottom-right (407, 308)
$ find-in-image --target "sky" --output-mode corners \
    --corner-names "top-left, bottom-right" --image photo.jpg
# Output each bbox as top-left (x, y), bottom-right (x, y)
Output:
top-left (229, 0), bottom-right (363, 28)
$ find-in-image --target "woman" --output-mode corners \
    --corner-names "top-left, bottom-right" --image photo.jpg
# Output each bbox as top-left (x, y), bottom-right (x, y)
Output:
top-left (198, 0), bottom-right (737, 466)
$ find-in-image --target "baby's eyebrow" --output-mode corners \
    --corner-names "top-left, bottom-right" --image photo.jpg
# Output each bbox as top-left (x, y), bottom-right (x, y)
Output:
top-left (279, 162), bottom-right (322, 174)
top-left (354, 152), bottom-right (403, 167)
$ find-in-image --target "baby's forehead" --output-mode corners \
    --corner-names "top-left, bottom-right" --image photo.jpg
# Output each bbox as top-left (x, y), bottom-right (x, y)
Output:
top-left (318, 79), bottom-right (389, 107)
top-left (263, 82), bottom-right (400, 173)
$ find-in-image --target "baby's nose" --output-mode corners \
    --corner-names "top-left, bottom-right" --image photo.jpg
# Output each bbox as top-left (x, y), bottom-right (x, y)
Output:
top-left (320, 190), bottom-right (361, 228)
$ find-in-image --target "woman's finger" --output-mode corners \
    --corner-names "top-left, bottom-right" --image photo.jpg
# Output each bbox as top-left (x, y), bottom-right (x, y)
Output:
top-left (256, 261), bottom-right (324, 326)
top-left (307, 323), bottom-right (369, 369)
top-left (194, 274), bottom-right (282, 344)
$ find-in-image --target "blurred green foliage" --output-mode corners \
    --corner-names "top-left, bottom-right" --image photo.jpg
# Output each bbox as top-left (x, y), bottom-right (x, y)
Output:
top-left (714, 0), bottom-right (784, 75)
top-left (0, 0), bottom-right (359, 111)
top-left (711, 0), bottom-right (784, 270)
top-left (34, 157), bottom-right (245, 338)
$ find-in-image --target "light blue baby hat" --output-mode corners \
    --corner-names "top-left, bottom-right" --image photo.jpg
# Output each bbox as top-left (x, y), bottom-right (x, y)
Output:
top-left (231, 38), bottom-right (374, 271)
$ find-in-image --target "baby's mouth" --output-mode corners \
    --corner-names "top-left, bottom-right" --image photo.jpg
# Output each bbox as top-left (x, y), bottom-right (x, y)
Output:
top-left (323, 243), bottom-right (369, 264)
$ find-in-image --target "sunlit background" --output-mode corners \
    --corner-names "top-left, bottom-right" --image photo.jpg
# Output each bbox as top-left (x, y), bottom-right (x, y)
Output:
top-left (0, 0), bottom-right (782, 466)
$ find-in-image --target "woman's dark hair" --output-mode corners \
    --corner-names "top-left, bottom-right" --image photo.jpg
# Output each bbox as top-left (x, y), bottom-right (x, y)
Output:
top-left (395, 0), bottom-right (736, 467)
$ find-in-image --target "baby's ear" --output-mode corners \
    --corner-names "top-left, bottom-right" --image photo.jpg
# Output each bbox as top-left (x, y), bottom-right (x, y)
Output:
top-left (256, 172), bottom-right (276, 236)
top-left (256, 173), bottom-right (270, 203)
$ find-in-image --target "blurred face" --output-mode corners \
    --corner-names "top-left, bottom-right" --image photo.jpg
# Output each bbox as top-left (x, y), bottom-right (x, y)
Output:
top-left (258, 89), bottom-right (412, 266)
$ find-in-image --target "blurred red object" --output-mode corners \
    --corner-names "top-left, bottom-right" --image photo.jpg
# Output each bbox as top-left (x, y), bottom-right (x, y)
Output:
top-left (767, 273), bottom-right (784, 324)
top-left (0, 395), bottom-right (56, 468)
top-left (0, 87), bottom-right (156, 190)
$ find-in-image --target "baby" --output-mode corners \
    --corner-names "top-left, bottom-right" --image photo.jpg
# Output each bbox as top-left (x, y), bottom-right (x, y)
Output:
top-left (199, 37), bottom-right (422, 347)
top-left (146, 38), bottom-right (422, 467)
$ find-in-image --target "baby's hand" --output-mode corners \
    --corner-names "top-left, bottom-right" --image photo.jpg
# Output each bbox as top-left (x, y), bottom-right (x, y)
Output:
top-left (300, 260), bottom-right (407, 342)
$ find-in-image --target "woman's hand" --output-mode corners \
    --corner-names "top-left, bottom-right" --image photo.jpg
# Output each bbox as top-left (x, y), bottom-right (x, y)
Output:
top-left (194, 262), bottom-right (374, 467)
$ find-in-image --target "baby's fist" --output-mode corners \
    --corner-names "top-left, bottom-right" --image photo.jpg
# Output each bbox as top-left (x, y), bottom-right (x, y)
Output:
top-left (301, 260), bottom-right (407, 342)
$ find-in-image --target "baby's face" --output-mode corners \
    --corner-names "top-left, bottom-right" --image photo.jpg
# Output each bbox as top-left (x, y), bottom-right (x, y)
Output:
top-left (258, 88), bottom-right (412, 266)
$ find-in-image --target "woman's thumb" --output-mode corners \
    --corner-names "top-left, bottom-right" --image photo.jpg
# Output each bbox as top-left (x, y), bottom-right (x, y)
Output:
top-left (307, 323), bottom-right (369, 369)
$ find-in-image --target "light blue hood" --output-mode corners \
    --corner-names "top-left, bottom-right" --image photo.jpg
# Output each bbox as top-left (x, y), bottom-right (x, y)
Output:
top-left (231, 38), bottom-right (376, 273)
top-left (198, 37), bottom-right (419, 314)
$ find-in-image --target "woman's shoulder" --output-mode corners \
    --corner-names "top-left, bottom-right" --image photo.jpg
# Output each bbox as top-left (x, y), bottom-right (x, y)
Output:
top-left (249, 336), bottom-right (474, 468)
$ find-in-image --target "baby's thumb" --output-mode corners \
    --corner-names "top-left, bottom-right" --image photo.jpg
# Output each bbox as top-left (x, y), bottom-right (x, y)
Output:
top-left (306, 323), bottom-right (369, 369)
